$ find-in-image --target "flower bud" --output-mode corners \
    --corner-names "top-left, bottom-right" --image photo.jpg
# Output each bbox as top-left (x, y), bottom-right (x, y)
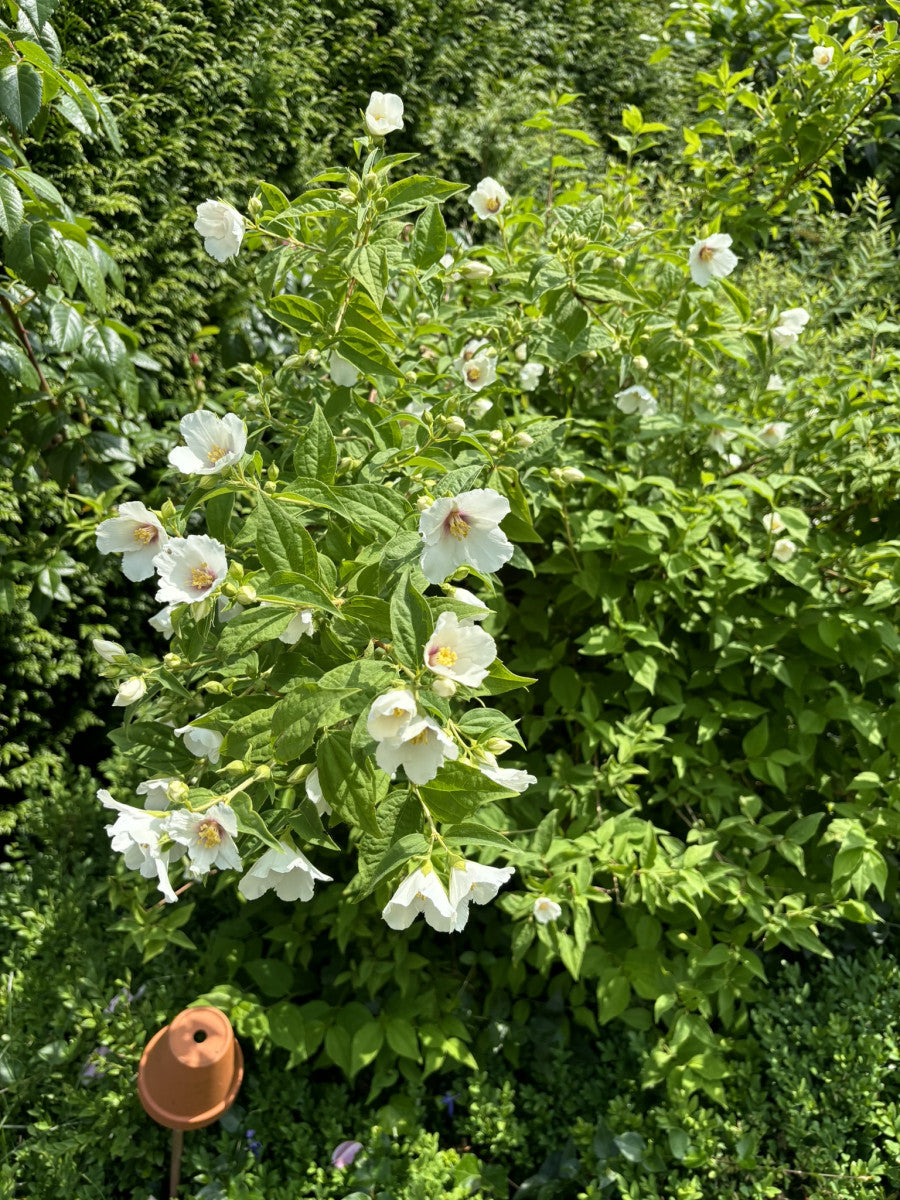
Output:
top-left (113, 676), bottom-right (146, 707)
top-left (415, 312), bottom-right (430, 325)
top-left (560, 466), bottom-right (586, 484)
top-left (338, 189), bottom-right (356, 206)
top-left (254, 764), bottom-right (272, 781)
top-left (512, 432), bottom-right (534, 449)
top-left (247, 195), bottom-right (263, 218)
top-left (159, 499), bottom-right (177, 522)
top-left (163, 653), bottom-right (181, 669)
top-left (223, 760), bottom-right (251, 775)
top-left (235, 585), bottom-right (257, 606)
top-left (264, 480), bottom-right (278, 493)
top-left (304, 348), bottom-right (321, 367)
top-left (445, 415), bottom-right (466, 436)
top-left (514, 342), bottom-right (528, 362)
top-left (167, 779), bottom-right (190, 804)
top-left (613, 255), bottom-right (627, 271)
top-left (485, 738), bottom-right (512, 755)
top-left (459, 260), bottom-right (493, 282)
top-left (627, 220), bottom-right (644, 235)
top-left (416, 496), bottom-right (433, 511)
top-left (374, 196), bottom-right (389, 212)
top-left (549, 467), bottom-right (563, 482)
top-left (93, 638), bottom-right (126, 663)
top-left (432, 678), bottom-right (456, 698)
top-left (363, 171), bottom-right (379, 192)
top-left (633, 355), bottom-right (649, 371)
top-left (488, 429), bottom-right (503, 446)
top-left (202, 680), bottom-right (226, 693)
top-left (404, 370), bottom-right (417, 384)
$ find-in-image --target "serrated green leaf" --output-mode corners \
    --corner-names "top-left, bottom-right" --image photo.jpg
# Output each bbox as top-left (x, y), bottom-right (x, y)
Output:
top-left (0, 174), bottom-right (24, 237)
top-left (0, 63), bottom-right (42, 133)
top-left (293, 405), bottom-right (336, 483)
top-left (255, 492), bottom-right (320, 579)
top-left (410, 202), bottom-right (446, 269)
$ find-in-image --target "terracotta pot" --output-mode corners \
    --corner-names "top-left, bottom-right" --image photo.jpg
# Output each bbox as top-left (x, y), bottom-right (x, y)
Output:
top-left (138, 1006), bottom-right (243, 1131)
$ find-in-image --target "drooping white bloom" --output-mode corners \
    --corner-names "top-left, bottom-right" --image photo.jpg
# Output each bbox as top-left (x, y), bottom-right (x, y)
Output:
top-left (478, 751), bottom-right (536, 794)
top-left (470, 397), bottom-right (493, 420)
top-left (93, 638), bottom-right (126, 663)
top-left (367, 689), bottom-right (418, 742)
top-left (175, 723), bottom-right (224, 763)
top-left (461, 352), bottom-right (497, 392)
top-left (519, 362), bottom-right (544, 392)
top-left (771, 537), bottom-right (797, 563)
top-left (305, 767), bottom-right (332, 818)
top-left (762, 512), bottom-right (786, 535)
top-left (707, 426), bottom-right (737, 456)
top-left (458, 260), bottom-right (493, 282)
top-left (165, 801), bottom-right (241, 876)
top-left (96, 501), bottom-right (169, 582)
top-left (375, 715), bottom-right (459, 785)
top-left (533, 897), bottom-right (562, 925)
top-left (168, 411), bottom-right (247, 476)
top-left (195, 200), bottom-right (244, 262)
top-left (688, 233), bottom-right (739, 287)
top-left (329, 352), bottom-right (360, 387)
top-left (238, 840), bottom-right (331, 902)
top-left (113, 676), bottom-right (146, 707)
top-left (760, 421), bottom-right (790, 447)
top-left (382, 866), bottom-right (456, 932)
top-left (448, 860), bottom-right (515, 930)
top-left (452, 586), bottom-right (489, 624)
top-left (418, 488), bottom-right (513, 584)
top-left (279, 610), bottom-right (315, 644)
top-left (468, 177), bottom-right (509, 222)
top-left (98, 789), bottom-right (182, 903)
top-left (424, 611), bottom-right (496, 687)
top-left (153, 535), bottom-right (228, 605)
top-left (149, 605), bottom-right (176, 638)
top-left (766, 373), bottom-right (785, 392)
top-left (812, 45), bottom-right (834, 68)
top-left (136, 778), bottom-right (177, 810)
top-left (364, 91), bottom-right (404, 136)
top-left (615, 384), bottom-right (658, 417)
top-left (772, 307), bottom-right (810, 349)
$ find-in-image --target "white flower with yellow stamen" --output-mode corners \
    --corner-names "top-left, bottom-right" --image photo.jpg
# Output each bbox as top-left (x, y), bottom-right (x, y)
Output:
top-left (460, 351), bottom-right (497, 392)
top-left (364, 91), bottom-right (404, 137)
top-left (238, 841), bottom-right (331, 902)
top-left (468, 177), bottom-right (509, 222)
top-left (453, 338), bottom-right (489, 373)
top-left (153, 535), bottom-right (228, 605)
top-left (96, 501), bottom-right (169, 582)
top-left (375, 714), bottom-right (459, 785)
top-left (448, 860), bottom-right (515, 930)
top-left (367, 689), bottom-right (418, 742)
top-left (168, 411), bottom-right (247, 476)
top-left (688, 233), bottom-right (738, 287)
top-left (424, 611), bottom-right (496, 687)
top-left (418, 488), bottom-right (513, 584)
top-left (174, 722), bottom-right (224, 763)
top-left (771, 537), bottom-right (797, 563)
top-left (762, 512), bottom-right (786, 535)
top-left (98, 789), bottom-right (183, 903)
top-left (812, 45), bottom-right (834, 69)
top-left (164, 801), bottom-right (242, 876)
top-left (382, 866), bottom-right (456, 931)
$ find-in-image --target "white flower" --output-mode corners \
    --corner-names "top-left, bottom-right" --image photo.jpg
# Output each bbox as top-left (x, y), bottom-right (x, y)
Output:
top-left (238, 841), bottom-right (331, 902)
top-left (771, 537), bottom-right (797, 563)
top-left (470, 398), bottom-right (492, 420)
top-left (448, 860), bottom-right (515, 931)
top-left (468, 177), bottom-right (509, 222)
top-left (149, 605), bottom-right (176, 639)
top-left (424, 611), bottom-right (496, 687)
top-left (458, 260), bottom-right (493, 281)
top-left (175, 723), bottom-right (224, 763)
top-left (533, 897), bottom-right (562, 925)
top-left (707, 426), bottom-right (736, 456)
top-left (382, 867), bottom-right (456, 932)
top-left (305, 767), bottom-right (332, 818)
top-left (688, 233), bottom-right (739, 287)
top-left (165, 802), bottom-right (242, 876)
top-left (454, 337), bottom-right (489, 365)
top-left (98, 789), bottom-right (182, 903)
top-left (113, 676), bottom-right (146, 707)
top-left (772, 307), bottom-right (810, 349)
top-left (812, 45), bottom-right (834, 68)
top-left (766, 373), bottom-right (785, 392)
top-left (451, 586), bottom-right (489, 624)
top-left (367, 689), bottom-right (418, 742)
top-left (375, 715), bottom-right (459, 785)
top-left (726, 452), bottom-right (742, 469)
top-left (615, 384), bottom-right (658, 417)
top-left (440, 251), bottom-right (455, 271)
top-left (762, 512), bottom-right (786, 535)
top-left (365, 91), bottom-right (404, 136)
top-left (519, 362), bottom-right (544, 392)
top-left (760, 421), bottom-right (790, 447)
top-left (136, 778), bottom-right (177, 810)
top-left (478, 751), bottom-right (536, 794)
top-left (194, 200), bottom-right (244, 262)
top-left (461, 352), bottom-right (497, 392)
top-left (329, 352), bottom-right (360, 387)
top-left (153, 535), bottom-right (228, 605)
top-left (418, 488), bottom-right (513, 584)
top-left (279, 610), bottom-right (315, 644)
top-left (96, 501), bottom-right (169, 582)
top-left (168, 411), bottom-right (247, 476)
top-left (93, 638), bottom-right (126, 662)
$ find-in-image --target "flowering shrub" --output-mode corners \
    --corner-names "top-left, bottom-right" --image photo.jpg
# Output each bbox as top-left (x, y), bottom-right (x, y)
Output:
top-left (96, 7), bottom-right (900, 1096)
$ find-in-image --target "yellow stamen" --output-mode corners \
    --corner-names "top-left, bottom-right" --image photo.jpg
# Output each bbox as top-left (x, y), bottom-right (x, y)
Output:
top-left (486, 197), bottom-right (501, 213)
top-left (196, 820), bottom-right (222, 848)
top-left (190, 563), bottom-right (216, 591)
top-left (409, 730), bottom-right (430, 746)
top-left (132, 524), bottom-right (156, 545)
top-left (466, 365), bottom-right (482, 383)
top-left (207, 444), bottom-right (228, 465)
top-left (448, 512), bottom-right (470, 541)
top-left (698, 245), bottom-right (715, 262)
top-left (392, 707), bottom-right (407, 718)
top-left (434, 646), bottom-right (457, 667)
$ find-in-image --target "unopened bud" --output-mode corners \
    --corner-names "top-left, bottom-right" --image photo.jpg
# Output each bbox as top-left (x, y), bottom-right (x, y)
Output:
top-left (247, 195), bottom-right (263, 218)
top-left (374, 196), bottom-right (388, 212)
top-left (549, 467), bottom-right (563, 482)
top-left (264, 480), bottom-right (278, 492)
top-left (223, 760), bottom-right (251, 775)
top-left (304, 348), bottom-right (321, 367)
top-left (338, 189), bottom-right (356, 206)
top-left (488, 429), bottom-right (503, 446)
top-left (267, 464), bottom-right (279, 482)
top-left (339, 456), bottom-right (354, 470)
top-left (459, 260), bottom-right (493, 282)
top-left (512, 432), bottom-right (534, 449)
top-left (254, 764), bottom-right (272, 780)
top-left (235, 585), bottom-right (257, 606)
top-left (560, 466), bottom-right (586, 484)
top-left (163, 653), bottom-right (181, 669)
top-left (363, 171), bottom-right (379, 191)
top-left (627, 220), bottom-right (644, 235)
top-left (432, 678), bottom-right (456, 698)
top-left (160, 499), bottom-right (177, 522)
top-left (613, 255), bottom-right (627, 271)
top-left (167, 780), bottom-right (190, 804)
top-left (485, 738), bottom-right (512, 755)
top-left (633, 355), bottom-right (649, 371)
top-left (514, 342), bottom-right (528, 362)
top-left (202, 680), bottom-right (226, 694)
top-left (404, 370), bottom-right (417, 384)
top-left (445, 415), bottom-right (466, 435)
top-left (416, 496), bottom-right (433, 511)
top-left (415, 312), bottom-right (430, 325)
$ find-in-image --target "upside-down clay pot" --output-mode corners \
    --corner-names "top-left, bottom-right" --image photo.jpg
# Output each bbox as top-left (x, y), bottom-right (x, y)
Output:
top-left (137, 1006), bottom-right (243, 1131)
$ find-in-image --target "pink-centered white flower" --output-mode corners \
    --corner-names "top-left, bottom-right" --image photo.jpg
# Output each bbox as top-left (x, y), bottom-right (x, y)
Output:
top-left (367, 689), bottom-right (418, 742)
top-left (382, 866), bottom-right (456, 932)
top-left (418, 488), bottom-right (513, 584)
top-left (533, 896), bottom-right (562, 924)
top-left (238, 840), bottom-right (331, 902)
top-left (424, 611), bottom-right (496, 687)
top-left (375, 714), bottom-right (458, 785)
top-left (688, 233), bottom-right (739, 287)
top-left (153, 535), bottom-right (228, 605)
top-left (460, 351), bottom-right (497, 392)
top-left (168, 411), bottom-right (246, 476)
top-left (98, 789), bottom-right (183, 903)
top-left (468, 177), bottom-right (509, 222)
top-left (448, 860), bottom-right (515, 931)
top-left (175, 723), bottom-right (224, 763)
top-left (164, 802), bottom-right (241, 876)
top-left (195, 200), bottom-right (244, 262)
top-left (365, 91), bottom-right (404, 136)
top-left (772, 307), bottom-right (810, 349)
top-left (96, 501), bottom-right (169, 582)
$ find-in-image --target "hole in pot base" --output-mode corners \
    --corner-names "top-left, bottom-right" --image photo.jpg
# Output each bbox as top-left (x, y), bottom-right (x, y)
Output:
top-left (193, 1031), bottom-right (207, 1043)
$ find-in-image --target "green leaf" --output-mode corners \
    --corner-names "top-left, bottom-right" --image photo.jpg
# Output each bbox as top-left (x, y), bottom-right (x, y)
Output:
top-left (316, 730), bottom-right (385, 838)
top-left (349, 243), bottom-right (389, 309)
top-left (337, 329), bottom-right (404, 379)
top-left (477, 661), bottom-right (537, 695)
top-left (385, 1017), bottom-right (419, 1060)
top-left (389, 573), bottom-right (433, 671)
top-left (56, 238), bottom-right (106, 309)
top-left (217, 605), bottom-right (296, 656)
top-left (597, 973), bottom-right (630, 1024)
top-left (0, 174), bottom-right (24, 237)
top-left (244, 958), bottom-right (292, 999)
top-left (410, 202), bottom-right (446, 269)
top-left (268, 1002), bottom-right (305, 1052)
top-left (293, 405), bottom-right (336, 483)
top-left (455, 708), bottom-right (524, 748)
top-left (382, 174), bottom-right (466, 216)
top-left (48, 302), bottom-right (84, 352)
top-left (231, 792), bottom-right (282, 852)
top-left (272, 686), bottom-right (358, 762)
top-left (418, 761), bottom-right (518, 824)
top-left (442, 821), bottom-right (513, 851)
top-left (367, 832), bottom-right (431, 891)
top-left (0, 64), bottom-right (43, 133)
top-left (742, 717), bottom-right (769, 759)
top-left (5, 220), bottom-right (56, 290)
top-left (267, 294), bottom-right (323, 336)
top-left (255, 492), bottom-right (319, 578)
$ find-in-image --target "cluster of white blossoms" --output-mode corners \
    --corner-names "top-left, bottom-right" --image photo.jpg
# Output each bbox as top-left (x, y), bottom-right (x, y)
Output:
top-left (383, 860), bottom-right (516, 932)
top-left (771, 307), bottom-right (810, 349)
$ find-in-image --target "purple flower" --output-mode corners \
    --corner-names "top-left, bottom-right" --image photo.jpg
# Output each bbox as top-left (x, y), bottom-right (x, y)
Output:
top-left (331, 1140), bottom-right (364, 1169)
top-left (439, 1091), bottom-right (458, 1118)
top-left (80, 1046), bottom-right (110, 1082)
top-left (245, 1129), bottom-right (263, 1160)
